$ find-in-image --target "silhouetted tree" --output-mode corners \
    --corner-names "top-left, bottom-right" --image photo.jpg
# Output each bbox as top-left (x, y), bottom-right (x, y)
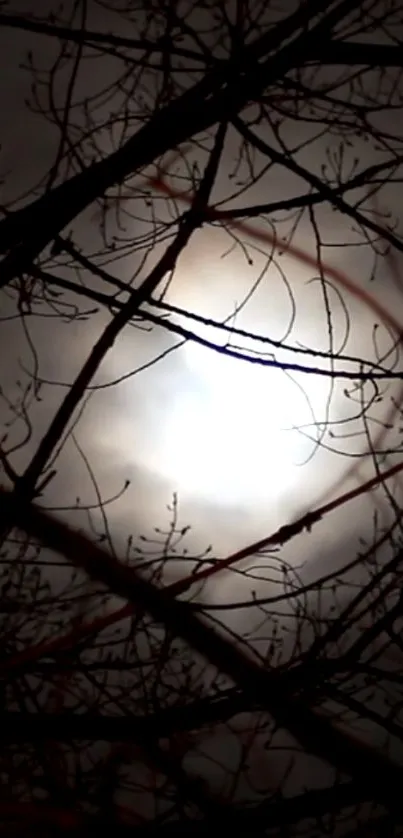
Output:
top-left (1, 1), bottom-right (403, 835)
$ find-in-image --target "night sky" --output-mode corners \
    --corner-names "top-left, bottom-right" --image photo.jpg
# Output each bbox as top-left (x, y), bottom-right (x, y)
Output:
top-left (1, 0), bottom-right (403, 831)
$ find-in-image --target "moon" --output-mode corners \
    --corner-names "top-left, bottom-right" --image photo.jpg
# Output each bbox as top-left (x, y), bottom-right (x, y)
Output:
top-left (106, 226), bottom-right (402, 520)
top-left (157, 322), bottom-right (324, 505)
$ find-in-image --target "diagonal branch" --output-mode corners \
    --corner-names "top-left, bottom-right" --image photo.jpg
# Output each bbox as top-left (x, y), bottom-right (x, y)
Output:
top-left (0, 692), bottom-right (250, 742)
top-left (2, 485), bottom-right (403, 809)
top-left (2, 12), bottom-right (402, 69)
top-left (232, 115), bottom-right (403, 254)
top-left (0, 12), bottom-right (210, 64)
top-left (213, 155), bottom-right (403, 221)
top-left (311, 39), bottom-right (403, 67)
top-left (4, 122), bottom-right (227, 515)
top-left (0, 0), bottom-right (358, 287)
top-left (4, 456), bottom-right (403, 679)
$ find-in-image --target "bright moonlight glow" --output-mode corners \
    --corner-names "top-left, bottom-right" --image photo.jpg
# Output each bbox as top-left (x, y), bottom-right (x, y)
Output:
top-left (100, 226), bottom-right (403, 518)
top-left (158, 325), bottom-right (321, 505)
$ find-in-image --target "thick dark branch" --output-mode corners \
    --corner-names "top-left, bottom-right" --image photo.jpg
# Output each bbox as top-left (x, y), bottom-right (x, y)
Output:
top-left (0, 121), bottom-right (224, 517)
top-left (232, 116), bottom-right (403, 254)
top-left (0, 12), bottom-right (208, 64)
top-left (28, 264), bottom-right (398, 380)
top-left (0, 692), bottom-right (251, 742)
top-left (0, 0), bottom-right (358, 286)
top-left (1, 486), bottom-right (403, 809)
top-left (312, 39), bottom-right (403, 67)
top-left (216, 155), bottom-right (403, 221)
top-left (2, 13), bottom-right (402, 68)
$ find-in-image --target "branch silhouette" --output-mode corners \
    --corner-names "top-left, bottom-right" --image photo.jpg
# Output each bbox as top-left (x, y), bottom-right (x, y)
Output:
top-left (1, 485), bottom-right (403, 809)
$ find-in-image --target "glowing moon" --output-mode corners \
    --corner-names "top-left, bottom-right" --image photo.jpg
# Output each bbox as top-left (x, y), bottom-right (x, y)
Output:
top-left (157, 323), bottom-right (322, 504)
top-left (114, 226), bottom-right (403, 514)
